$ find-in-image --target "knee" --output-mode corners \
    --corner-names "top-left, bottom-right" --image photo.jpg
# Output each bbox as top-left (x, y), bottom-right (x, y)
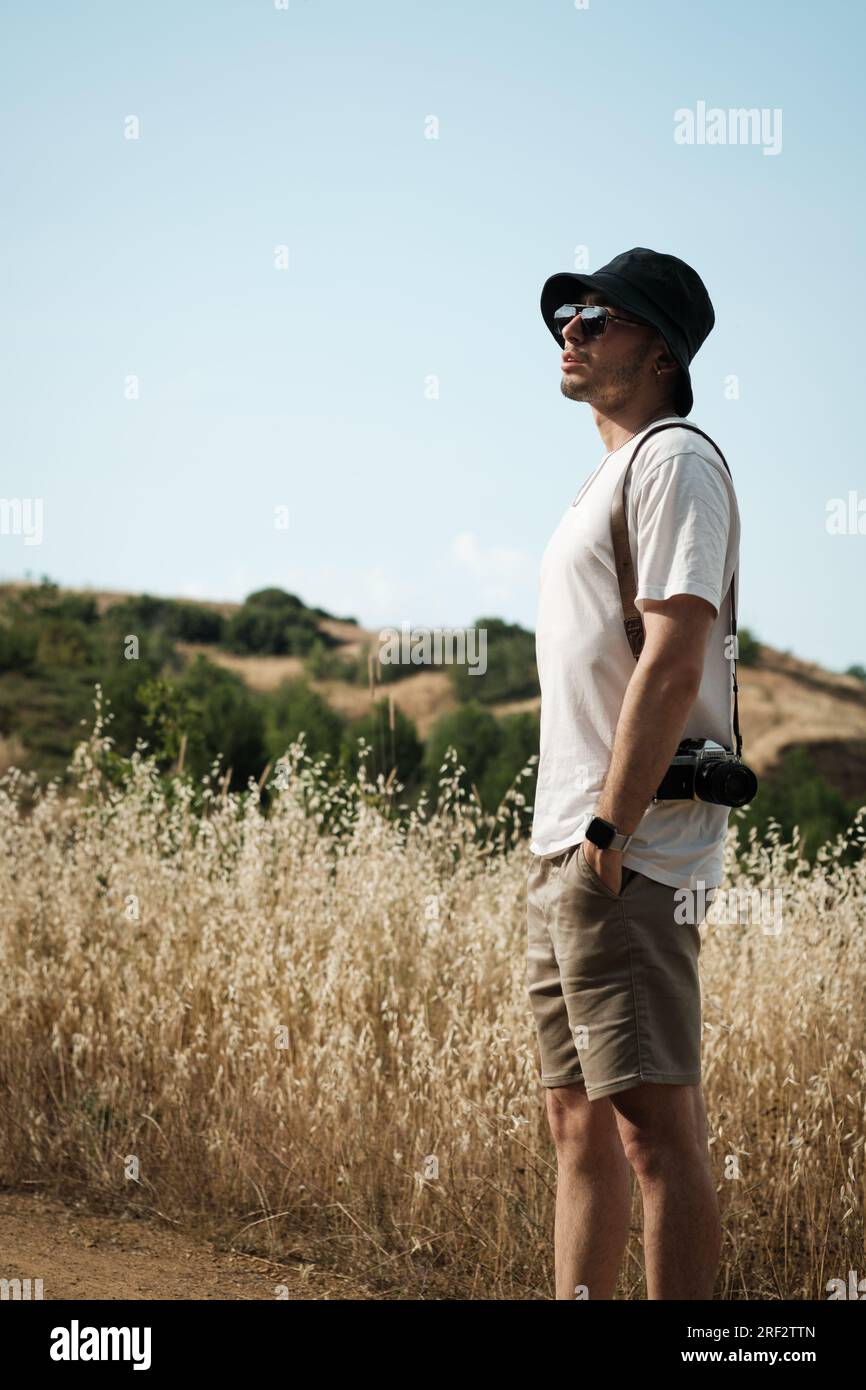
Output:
top-left (622, 1131), bottom-right (701, 1182)
top-left (545, 1090), bottom-right (614, 1168)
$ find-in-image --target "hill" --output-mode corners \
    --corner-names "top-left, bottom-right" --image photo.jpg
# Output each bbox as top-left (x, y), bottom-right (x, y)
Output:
top-left (157, 591), bottom-right (866, 795)
top-left (0, 575), bottom-right (861, 822)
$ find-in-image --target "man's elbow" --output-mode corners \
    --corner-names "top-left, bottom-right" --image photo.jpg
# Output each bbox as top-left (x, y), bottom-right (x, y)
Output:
top-left (638, 595), bottom-right (717, 694)
top-left (639, 647), bottom-right (705, 699)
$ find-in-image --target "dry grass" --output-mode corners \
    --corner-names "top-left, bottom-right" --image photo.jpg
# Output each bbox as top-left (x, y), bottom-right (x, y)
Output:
top-left (0, 690), bottom-right (863, 1300)
top-left (174, 641), bottom-right (307, 693)
top-left (174, 641), bottom-right (457, 737)
top-left (0, 735), bottom-right (28, 776)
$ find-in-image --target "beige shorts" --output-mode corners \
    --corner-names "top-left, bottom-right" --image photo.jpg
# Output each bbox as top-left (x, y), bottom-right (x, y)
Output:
top-left (526, 841), bottom-right (709, 1101)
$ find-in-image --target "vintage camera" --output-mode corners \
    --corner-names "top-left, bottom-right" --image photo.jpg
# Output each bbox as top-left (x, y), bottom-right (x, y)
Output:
top-left (654, 738), bottom-right (758, 808)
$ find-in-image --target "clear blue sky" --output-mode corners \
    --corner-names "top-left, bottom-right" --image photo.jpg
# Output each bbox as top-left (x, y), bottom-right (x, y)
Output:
top-left (2, 0), bottom-right (864, 671)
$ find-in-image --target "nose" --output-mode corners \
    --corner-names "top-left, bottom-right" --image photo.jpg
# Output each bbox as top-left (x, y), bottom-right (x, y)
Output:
top-left (560, 313), bottom-right (585, 345)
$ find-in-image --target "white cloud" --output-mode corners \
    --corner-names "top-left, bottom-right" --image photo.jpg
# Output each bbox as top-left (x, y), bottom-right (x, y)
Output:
top-left (363, 564), bottom-right (402, 609)
top-left (450, 532), bottom-right (531, 586)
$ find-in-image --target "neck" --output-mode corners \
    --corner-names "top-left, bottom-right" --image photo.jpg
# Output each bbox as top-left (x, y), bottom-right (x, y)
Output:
top-left (592, 400), bottom-right (680, 455)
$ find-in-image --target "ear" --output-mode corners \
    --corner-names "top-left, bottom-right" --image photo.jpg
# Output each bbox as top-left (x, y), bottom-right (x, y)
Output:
top-left (651, 356), bottom-right (680, 383)
top-left (651, 339), bottom-right (678, 369)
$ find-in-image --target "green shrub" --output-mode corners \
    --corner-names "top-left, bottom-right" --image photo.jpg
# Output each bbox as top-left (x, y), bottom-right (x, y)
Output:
top-left (35, 618), bottom-right (93, 669)
top-left (449, 618), bottom-right (539, 705)
top-left (341, 699), bottom-right (423, 788)
top-left (478, 710), bottom-right (540, 813)
top-left (52, 593), bottom-right (99, 625)
top-left (735, 627), bottom-right (760, 667)
top-left (266, 679), bottom-right (344, 764)
top-left (737, 745), bottom-right (862, 864)
top-left (138, 655), bottom-right (267, 788)
top-left (103, 595), bottom-right (225, 646)
top-left (0, 622), bottom-right (38, 674)
top-left (423, 701), bottom-right (503, 803)
top-left (171, 603), bottom-right (224, 643)
top-left (223, 589), bottom-right (330, 657)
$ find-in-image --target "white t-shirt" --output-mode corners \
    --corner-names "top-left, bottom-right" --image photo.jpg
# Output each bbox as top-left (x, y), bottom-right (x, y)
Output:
top-left (529, 416), bottom-right (741, 891)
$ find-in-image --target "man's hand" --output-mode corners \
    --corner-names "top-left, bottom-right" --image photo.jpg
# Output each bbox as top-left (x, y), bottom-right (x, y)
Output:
top-left (583, 841), bottom-right (623, 895)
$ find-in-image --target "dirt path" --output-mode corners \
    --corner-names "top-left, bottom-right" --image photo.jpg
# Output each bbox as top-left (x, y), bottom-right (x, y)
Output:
top-left (0, 1189), bottom-right (366, 1300)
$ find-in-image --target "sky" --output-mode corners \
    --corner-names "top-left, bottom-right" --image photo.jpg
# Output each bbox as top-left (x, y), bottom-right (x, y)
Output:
top-left (2, 0), bottom-right (865, 672)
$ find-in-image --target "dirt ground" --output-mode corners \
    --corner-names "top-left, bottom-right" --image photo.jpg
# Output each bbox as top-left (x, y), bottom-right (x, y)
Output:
top-left (0, 1189), bottom-right (370, 1301)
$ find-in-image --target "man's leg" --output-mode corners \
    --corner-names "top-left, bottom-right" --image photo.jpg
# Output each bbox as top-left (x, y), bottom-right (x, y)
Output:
top-left (611, 1081), bottom-right (721, 1299)
top-left (546, 1080), bottom-right (633, 1300)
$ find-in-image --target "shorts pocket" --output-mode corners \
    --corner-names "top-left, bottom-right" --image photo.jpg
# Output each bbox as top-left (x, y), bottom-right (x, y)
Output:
top-left (575, 841), bottom-right (632, 900)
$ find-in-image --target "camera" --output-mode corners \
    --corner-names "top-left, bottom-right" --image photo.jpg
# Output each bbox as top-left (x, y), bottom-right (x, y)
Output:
top-left (654, 738), bottom-right (758, 808)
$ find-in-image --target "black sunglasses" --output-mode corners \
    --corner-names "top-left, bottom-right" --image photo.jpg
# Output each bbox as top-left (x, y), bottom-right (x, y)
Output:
top-left (552, 303), bottom-right (649, 345)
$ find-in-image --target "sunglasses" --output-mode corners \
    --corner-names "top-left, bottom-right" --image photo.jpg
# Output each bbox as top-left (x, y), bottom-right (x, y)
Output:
top-left (552, 303), bottom-right (649, 345)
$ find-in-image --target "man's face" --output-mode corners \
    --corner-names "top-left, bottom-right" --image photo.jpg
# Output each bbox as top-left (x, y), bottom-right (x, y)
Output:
top-left (558, 290), bottom-right (661, 410)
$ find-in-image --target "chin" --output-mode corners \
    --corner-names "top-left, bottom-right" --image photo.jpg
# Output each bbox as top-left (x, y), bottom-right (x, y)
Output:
top-left (560, 378), bottom-right (592, 402)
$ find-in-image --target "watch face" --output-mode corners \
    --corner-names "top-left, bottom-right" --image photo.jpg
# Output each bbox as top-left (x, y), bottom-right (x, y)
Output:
top-left (587, 817), bottom-right (615, 850)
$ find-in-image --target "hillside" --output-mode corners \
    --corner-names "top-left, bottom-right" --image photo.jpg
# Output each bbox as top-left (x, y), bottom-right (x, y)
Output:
top-left (1, 580), bottom-right (864, 808)
top-left (163, 595), bottom-right (866, 793)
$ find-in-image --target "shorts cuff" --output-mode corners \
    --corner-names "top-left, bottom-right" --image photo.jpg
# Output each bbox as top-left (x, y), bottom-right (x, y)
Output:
top-left (585, 1071), bottom-right (702, 1101)
top-left (541, 1070), bottom-right (587, 1089)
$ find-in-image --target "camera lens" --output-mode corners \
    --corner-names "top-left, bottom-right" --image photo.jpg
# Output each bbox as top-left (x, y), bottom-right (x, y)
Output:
top-left (697, 760), bottom-right (758, 807)
top-left (725, 765), bottom-right (758, 806)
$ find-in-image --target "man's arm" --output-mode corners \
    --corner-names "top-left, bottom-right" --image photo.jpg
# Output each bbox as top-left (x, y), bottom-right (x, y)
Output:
top-left (585, 592), bottom-right (717, 891)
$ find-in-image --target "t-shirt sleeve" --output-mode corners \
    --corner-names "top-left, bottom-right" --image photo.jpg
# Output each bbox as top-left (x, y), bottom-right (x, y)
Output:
top-left (630, 453), bottom-right (731, 616)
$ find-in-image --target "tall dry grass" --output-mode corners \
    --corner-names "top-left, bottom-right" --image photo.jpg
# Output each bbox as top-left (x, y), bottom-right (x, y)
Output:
top-left (0, 688), bottom-right (864, 1299)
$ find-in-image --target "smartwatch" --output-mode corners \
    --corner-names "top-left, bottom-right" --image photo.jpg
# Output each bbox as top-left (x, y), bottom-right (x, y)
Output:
top-left (584, 815), bottom-right (633, 853)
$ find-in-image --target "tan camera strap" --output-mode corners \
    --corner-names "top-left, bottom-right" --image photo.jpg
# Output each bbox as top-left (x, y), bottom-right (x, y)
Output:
top-left (609, 422), bottom-right (743, 758)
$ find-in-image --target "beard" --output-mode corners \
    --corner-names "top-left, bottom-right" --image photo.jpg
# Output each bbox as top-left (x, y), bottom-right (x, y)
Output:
top-left (560, 340), bottom-right (655, 410)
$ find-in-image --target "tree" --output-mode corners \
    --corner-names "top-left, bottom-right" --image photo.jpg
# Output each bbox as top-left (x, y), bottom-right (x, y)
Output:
top-left (139, 655), bottom-right (266, 787)
top-left (223, 588), bottom-right (330, 657)
top-left (448, 617), bottom-right (540, 704)
top-left (266, 679), bottom-right (344, 763)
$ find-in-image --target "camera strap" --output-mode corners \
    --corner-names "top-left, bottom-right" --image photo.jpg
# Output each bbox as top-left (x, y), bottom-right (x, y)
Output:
top-left (610, 422), bottom-right (743, 759)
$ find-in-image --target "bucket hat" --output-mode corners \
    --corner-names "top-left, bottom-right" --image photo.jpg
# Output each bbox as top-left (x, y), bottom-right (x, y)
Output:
top-left (540, 247), bottom-right (715, 416)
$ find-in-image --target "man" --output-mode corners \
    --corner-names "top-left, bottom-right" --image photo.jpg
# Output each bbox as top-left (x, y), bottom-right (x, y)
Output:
top-left (526, 247), bottom-right (741, 1300)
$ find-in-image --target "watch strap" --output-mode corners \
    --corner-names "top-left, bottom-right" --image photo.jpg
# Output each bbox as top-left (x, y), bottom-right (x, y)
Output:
top-left (586, 815), bottom-right (633, 853)
top-left (608, 828), bottom-right (633, 852)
